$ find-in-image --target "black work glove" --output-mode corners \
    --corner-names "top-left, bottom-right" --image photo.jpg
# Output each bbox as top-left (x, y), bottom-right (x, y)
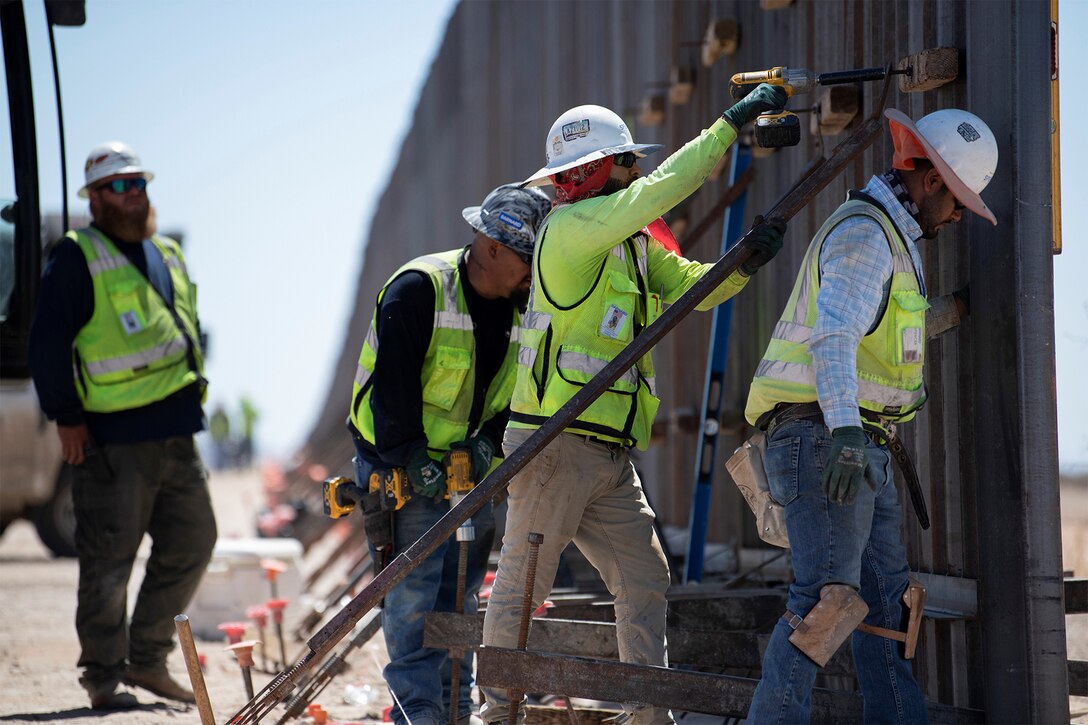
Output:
top-left (823, 426), bottom-right (872, 505)
top-left (405, 447), bottom-right (445, 499)
top-left (722, 83), bottom-right (789, 129)
top-left (738, 215), bottom-right (786, 276)
top-left (452, 434), bottom-right (497, 483)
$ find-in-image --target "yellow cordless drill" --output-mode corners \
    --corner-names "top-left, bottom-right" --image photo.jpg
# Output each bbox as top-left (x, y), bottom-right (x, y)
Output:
top-left (322, 469), bottom-right (411, 575)
top-left (729, 65), bottom-right (909, 148)
top-left (444, 448), bottom-right (475, 542)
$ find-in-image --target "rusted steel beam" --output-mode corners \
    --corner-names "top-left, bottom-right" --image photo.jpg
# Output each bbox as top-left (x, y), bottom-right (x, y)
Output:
top-left (424, 612), bottom-right (855, 675)
top-left (537, 588), bottom-right (787, 631)
top-left (476, 648), bottom-right (985, 724)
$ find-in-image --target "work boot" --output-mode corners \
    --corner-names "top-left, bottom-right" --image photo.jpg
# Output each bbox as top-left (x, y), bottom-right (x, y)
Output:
top-left (122, 665), bottom-right (195, 703)
top-left (84, 680), bottom-right (140, 710)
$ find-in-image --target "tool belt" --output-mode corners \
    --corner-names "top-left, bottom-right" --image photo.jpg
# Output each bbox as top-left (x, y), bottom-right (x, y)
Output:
top-left (755, 402), bottom-right (929, 530)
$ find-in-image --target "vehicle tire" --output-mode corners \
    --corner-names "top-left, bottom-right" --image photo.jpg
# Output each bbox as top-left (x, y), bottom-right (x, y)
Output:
top-left (31, 467), bottom-right (77, 558)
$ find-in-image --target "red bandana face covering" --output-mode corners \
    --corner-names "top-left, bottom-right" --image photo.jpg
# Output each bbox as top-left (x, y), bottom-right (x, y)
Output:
top-left (552, 156), bottom-right (615, 204)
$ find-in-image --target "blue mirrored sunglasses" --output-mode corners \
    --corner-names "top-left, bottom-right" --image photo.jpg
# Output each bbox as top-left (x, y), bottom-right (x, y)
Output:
top-left (99, 178), bottom-right (147, 194)
top-left (613, 152), bottom-right (638, 168)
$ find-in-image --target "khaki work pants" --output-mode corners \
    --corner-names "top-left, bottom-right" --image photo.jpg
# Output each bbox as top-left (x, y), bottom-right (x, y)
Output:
top-left (480, 428), bottom-right (674, 725)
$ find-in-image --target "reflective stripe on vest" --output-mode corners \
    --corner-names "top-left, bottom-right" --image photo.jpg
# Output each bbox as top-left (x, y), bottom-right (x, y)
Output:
top-left (349, 248), bottom-right (520, 457)
top-left (72, 228), bottom-right (204, 413)
top-left (745, 200), bottom-right (928, 426)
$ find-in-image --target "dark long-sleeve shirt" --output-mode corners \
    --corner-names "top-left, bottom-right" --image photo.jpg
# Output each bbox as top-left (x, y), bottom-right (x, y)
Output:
top-left (355, 251), bottom-right (515, 467)
top-left (28, 226), bottom-right (205, 445)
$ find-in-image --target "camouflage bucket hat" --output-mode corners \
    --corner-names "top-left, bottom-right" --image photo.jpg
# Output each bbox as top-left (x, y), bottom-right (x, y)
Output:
top-left (462, 183), bottom-right (552, 261)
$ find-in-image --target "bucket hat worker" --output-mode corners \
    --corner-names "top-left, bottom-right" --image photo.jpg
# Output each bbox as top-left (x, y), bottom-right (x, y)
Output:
top-left (347, 183), bottom-right (550, 725)
top-left (479, 85), bottom-right (790, 725)
top-left (744, 108), bottom-right (998, 724)
top-left (29, 141), bottom-right (216, 710)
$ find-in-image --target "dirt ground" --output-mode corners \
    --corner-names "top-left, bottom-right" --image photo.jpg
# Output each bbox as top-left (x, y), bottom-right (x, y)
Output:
top-left (0, 467), bottom-right (1085, 724)
top-left (0, 467), bottom-right (392, 725)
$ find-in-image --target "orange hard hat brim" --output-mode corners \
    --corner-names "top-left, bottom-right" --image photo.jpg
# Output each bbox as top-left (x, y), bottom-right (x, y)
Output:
top-left (885, 109), bottom-right (996, 226)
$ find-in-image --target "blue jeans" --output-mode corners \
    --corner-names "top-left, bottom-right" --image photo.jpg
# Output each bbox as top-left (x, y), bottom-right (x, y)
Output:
top-left (353, 455), bottom-right (496, 725)
top-left (746, 419), bottom-right (927, 724)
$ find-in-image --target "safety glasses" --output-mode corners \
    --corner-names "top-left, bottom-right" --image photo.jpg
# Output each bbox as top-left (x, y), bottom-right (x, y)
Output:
top-left (98, 178), bottom-right (147, 194)
top-left (613, 152), bottom-right (638, 168)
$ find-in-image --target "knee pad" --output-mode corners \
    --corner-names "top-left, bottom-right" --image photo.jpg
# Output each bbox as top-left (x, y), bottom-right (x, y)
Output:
top-left (783, 584), bottom-right (869, 667)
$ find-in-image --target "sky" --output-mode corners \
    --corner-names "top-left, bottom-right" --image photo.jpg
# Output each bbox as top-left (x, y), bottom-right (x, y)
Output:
top-left (6, 0), bottom-right (1088, 472)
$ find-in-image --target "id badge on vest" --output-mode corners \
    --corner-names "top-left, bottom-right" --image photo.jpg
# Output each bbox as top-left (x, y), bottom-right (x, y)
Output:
top-left (901, 327), bottom-right (923, 363)
top-left (119, 309), bottom-right (146, 335)
top-left (600, 304), bottom-right (628, 339)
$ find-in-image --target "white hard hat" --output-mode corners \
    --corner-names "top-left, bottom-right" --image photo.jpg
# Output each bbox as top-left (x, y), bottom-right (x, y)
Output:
top-left (885, 108), bottom-right (998, 225)
top-left (78, 141), bottom-right (153, 198)
top-left (523, 104), bottom-right (663, 187)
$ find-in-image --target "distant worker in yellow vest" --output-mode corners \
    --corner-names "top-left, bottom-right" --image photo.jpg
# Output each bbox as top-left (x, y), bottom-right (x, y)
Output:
top-left (28, 142), bottom-right (216, 710)
top-left (745, 108), bottom-right (998, 723)
top-left (480, 85), bottom-right (790, 725)
top-left (347, 183), bottom-right (551, 725)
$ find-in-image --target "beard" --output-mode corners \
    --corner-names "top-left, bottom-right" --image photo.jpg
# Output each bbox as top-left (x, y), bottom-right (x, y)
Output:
top-left (599, 173), bottom-right (636, 197)
top-left (916, 196), bottom-right (946, 239)
top-left (95, 197), bottom-right (154, 242)
top-left (511, 287), bottom-right (530, 311)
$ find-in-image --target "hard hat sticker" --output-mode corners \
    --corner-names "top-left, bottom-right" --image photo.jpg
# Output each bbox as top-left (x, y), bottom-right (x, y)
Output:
top-left (562, 119), bottom-right (591, 142)
top-left (956, 122), bottom-right (980, 143)
top-left (498, 211), bottom-right (524, 230)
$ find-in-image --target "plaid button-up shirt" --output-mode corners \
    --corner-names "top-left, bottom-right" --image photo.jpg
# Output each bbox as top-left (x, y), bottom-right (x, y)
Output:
top-left (810, 175), bottom-right (927, 431)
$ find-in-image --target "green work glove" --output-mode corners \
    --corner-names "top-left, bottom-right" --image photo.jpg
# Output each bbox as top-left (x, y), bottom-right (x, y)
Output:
top-left (738, 215), bottom-right (787, 276)
top-left (452, 434), bottom-right (497, 483)
top-left (823, 426), bottom-right (870, 505)
top-left (722, 83), bottom-right (789, 129)
top-left (405, 447), bottom-right (445, 499)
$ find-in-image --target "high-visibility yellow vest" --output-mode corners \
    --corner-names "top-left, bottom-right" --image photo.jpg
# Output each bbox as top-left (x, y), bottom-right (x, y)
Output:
top-left (349, 249), bottom-right (520, 460)
top-left (745, 198), bottom-right (929, 426)
top-left (509, 231), bottom-right (662, 450)
top-left (72, 228), bottom-right (205, 413)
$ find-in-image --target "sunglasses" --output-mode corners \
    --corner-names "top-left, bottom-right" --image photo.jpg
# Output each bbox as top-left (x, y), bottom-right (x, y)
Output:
top-left (98, 178), bottom-right (147, 194)
top-left (613, 152), bottom-right (638, 168)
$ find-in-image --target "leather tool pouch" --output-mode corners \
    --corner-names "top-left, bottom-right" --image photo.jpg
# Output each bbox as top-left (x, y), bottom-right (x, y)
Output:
top-left (725, 433), bottom-right (789, 548)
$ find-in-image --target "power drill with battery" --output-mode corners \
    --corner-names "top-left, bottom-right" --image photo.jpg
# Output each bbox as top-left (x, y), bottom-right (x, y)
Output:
top-left (323, 468), bottom-right (412, 574)
top-left (443, 448), bottom-right (475, 543)
top-left (729, 65), bottom-right (910, 148)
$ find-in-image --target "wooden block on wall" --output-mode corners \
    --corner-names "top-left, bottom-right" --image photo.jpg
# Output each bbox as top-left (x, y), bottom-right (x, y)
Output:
top-left (810, 85), bottom-right (859, 136)
top-left (759, 0), bottom-right (794, 9)
top-left (669, 65), bottom-right (695, 105)
top-left (639, 94), bottom-right (666, 127)
top-left (898, 47), bottom-right (959, 93)
top-left (701, 18), bottom-right (739, 67)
